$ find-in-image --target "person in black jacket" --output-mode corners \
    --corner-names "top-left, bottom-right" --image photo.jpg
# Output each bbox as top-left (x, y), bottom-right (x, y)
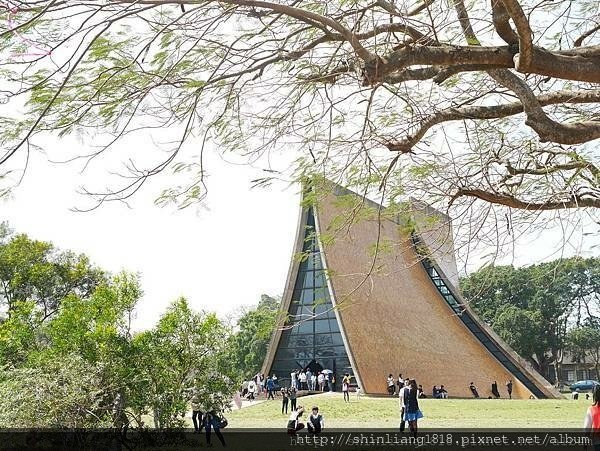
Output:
top-left (307, 406), bottom-right (324, 435)
top-left (403, 379), bottom-right (424, 438)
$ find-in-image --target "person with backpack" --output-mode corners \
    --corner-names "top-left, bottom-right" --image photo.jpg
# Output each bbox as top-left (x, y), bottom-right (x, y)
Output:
top-left (203, 397), bottom-right (226, 447)
top-left (307, 406), bottom-right (324, 434)
top-left (583, 384), bottom-right (600, 450)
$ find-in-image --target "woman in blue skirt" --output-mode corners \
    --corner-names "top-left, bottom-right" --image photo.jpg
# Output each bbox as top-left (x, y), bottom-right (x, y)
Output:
top-left (403, 379), bottom-right (424, 438)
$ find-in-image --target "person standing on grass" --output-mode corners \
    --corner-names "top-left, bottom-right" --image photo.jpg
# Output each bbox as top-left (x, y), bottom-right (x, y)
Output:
top-left (289, 387), bottom-right (297, 411)
top-left (403, 379), bottom-right (424, 438)
top-left (469, 382), bottom-right (479, 398)
top-left (398, 378), bottom-right (410, 433)
top-left (583, 384), bottom-right (600, 450)
top-left (506, 380), bottom-right (513, 399)
top-left (281, 387), bottom-right (289, 414)
top-left (190, 389), bottom-right (204, 434)
top-left (491, 381), bottom-right (500, 399)
top-left (342, 373), bottom-right (351, 403)
top-left (387, 374), bottom-right (395, 395)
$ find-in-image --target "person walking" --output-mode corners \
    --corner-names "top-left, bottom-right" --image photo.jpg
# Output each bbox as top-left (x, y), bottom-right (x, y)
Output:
top-left (203, 400), bottom-right (226, 447)
top-left (583, 384), bottom-right (600, 450)
top-left (289, 387), bottom-right (297, 411)
top-left (342, 373), bottom-right (351, 403)
top-left (281, 387), bottom-right (289, 414)
top-left (287, 405), bottom-right (305, 435)
top-left (266, 376), bottom-right (275, 400)
top-left (506, 380), bottom-right (513, 399)
top-left (307, 406), bottom-right (324, 435)
top-left (403, 379), bottom-right (424, 438)
top-left (247, 379), bottom-right (256, 400)
top-left (398, 378), bottom-right (410, 433)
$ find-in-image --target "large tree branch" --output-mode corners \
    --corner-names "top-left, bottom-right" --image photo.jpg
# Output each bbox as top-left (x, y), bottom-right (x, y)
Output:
top-left (488, 69), bottom-right (600, 145)
top-left (386, 89), bottom-right (600, 152)
top-left (450, 188), bottom-right (600, 210)
top-left (377, 45), bottom-right (600, 84)
top-left (490, 0), bottom-right (518, 45)
top-left (499, 0), bottom-right (533, 71)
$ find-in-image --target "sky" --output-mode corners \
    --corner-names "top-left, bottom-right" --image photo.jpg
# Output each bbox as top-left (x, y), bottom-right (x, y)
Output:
top-left (2, 135), bottom-right (599, 331)
top-left (1, 145), bottom-right (301, 330)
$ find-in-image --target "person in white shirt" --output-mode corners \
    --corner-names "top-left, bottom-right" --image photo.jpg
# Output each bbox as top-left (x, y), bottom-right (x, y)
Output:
top-left (398, 378), bottom-right (410, 433)
top-left (307, 406), bottom-right (324, 434)
top-left (290, 371), bottom-right (297, 389)
top-left (287, 405), bottom-right (305, 435)
top-left (310, 373), bottom-right (317, 391)
top-left (387, 374), bottom-right (396, 395)
top-left (317, 372), bottom-right (325, 391)
top-left (299, 371), bottom-right (308, 390)
top-left (247, 380), bottom-right (256, 400)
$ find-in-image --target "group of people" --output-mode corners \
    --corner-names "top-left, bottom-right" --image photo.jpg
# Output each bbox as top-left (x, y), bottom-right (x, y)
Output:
top-left (290, 369), bottom-right (335, 392)
top-left (189, 390), bottom-right (227, 447)
top-left (387, 374), bottom-right (449, 400)
top-left (469, 380), bottom-right (513, 399)
top-left (398, 378), bottom-right (424, 438)
top-left (240, 373), bottom-right (279, 400)
top-left (287, 405), bottom-right (325, 435)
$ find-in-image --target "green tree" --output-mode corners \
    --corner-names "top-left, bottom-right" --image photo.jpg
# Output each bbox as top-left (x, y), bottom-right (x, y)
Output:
top-left (461, 257), bottom-right (600, 382)
top-left (130, 297), bottom-right (234, 428)
top-left (229, 294), bottom-right (280, 378)
top-left (567, 326), bottom-right (600, 382)
top-left (0, 353), bottom-right (112, 427)
top-left (0, 231), bottom-right (106, 320)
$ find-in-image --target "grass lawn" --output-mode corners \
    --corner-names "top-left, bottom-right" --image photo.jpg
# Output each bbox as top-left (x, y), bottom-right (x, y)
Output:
top-left (221, 392), bottom-right (589, 429)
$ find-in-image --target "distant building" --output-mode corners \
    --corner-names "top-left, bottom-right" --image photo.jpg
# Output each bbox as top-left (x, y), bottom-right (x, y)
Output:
top-left (262, 180), bottom-right (560, 399)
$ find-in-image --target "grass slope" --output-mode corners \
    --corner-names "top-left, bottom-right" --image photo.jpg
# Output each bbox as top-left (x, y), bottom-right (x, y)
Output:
top-left (223, 393), bottom-right (589, 429)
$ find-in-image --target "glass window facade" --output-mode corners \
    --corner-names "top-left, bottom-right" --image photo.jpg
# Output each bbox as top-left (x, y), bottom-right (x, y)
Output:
top-left (269, 208), bottom-right (353, 389)
top-left (412, 233), bottom-right (547, 399)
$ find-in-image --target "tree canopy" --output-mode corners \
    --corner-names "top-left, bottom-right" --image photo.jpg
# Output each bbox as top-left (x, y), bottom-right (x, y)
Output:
top-left (461, 256), bottom-right (600, 382)
top-left (0, 1), bottom-right (597, 256)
